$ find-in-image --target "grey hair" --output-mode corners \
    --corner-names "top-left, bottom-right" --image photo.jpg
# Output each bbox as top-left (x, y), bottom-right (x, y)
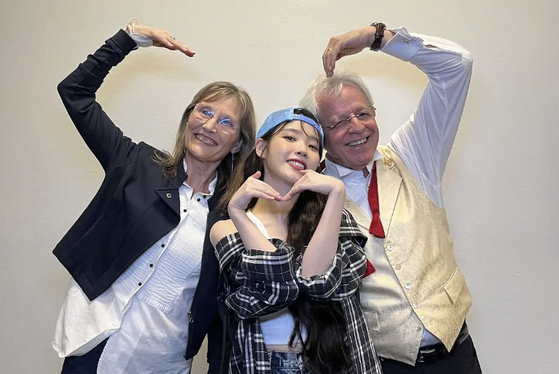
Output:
top-left (299, 72), bottom-right (375, 117)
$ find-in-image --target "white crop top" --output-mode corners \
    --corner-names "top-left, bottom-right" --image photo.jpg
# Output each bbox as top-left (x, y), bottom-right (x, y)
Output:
top-left (245, 211), bottom-right (306, 345)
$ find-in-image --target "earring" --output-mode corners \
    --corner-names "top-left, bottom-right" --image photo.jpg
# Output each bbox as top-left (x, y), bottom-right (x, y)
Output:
top-left (231, 152), bottom-right (235, 174)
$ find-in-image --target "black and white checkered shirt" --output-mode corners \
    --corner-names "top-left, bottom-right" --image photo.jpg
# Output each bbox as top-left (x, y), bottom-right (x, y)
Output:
top-left (214, 209), bottom-right (382, 374)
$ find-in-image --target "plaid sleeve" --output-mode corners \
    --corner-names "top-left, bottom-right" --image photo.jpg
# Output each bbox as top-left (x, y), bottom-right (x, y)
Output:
top-left (295, 209), bottom-right (368, 301)
top-left (341, 295), bottom-right (383, 374)
top-left (216, 235), bottom-right (299, 319)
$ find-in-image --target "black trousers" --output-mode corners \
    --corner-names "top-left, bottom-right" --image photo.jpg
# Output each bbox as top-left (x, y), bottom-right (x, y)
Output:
top-left (60, 339), bottom-right (107, 374)
top-left (380, 335), bottom-right (482, 374)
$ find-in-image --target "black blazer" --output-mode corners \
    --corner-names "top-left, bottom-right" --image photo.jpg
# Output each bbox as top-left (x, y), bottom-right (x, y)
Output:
top-left (54, 30), bottom-right (225, 373)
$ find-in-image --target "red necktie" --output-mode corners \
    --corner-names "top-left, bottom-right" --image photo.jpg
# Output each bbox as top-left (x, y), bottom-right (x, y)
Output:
top-left (322, 159), bottom-right (377, 277)
top-left (368, 161), bottom-right (385, 238)
top-left (362, 161), bottom-right (384, 277)
top-left (363, 258), bottom-right (376, 277)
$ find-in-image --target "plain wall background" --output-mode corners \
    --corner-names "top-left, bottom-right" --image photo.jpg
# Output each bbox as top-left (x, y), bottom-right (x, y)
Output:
top-left (1, 0), bottom-right (557, 373)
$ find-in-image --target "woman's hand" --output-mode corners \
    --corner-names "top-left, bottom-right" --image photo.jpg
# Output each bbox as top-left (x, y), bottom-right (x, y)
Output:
top-left (293, 170), bottom-right (346, 276)
top-left (228, 172), bottom-right (282, 213)
top-left (132, 23), bottom-right (195, 57)
top-left (227, 171), bottom-right (280, 252)
top-left (281, 170), bottom-right (345, 201)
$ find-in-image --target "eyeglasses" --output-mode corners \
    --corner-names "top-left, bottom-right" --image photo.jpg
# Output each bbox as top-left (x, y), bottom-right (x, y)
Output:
top-left (324, 107), bottom-right (376, 131)
top-left (193, 104), bottom-right (238, 132)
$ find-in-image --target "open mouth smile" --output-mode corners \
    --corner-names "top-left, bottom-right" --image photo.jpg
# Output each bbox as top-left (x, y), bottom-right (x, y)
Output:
top-left (287, 159), bottom-right (307, 170)
top-left (195, 134), bottom-right (217, 146)
top-left (346, 137), bottom-right (368, 147)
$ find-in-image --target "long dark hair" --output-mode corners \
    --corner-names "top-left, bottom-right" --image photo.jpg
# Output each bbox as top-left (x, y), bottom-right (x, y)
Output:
top-left (219, 108), bottom-right (351, 374)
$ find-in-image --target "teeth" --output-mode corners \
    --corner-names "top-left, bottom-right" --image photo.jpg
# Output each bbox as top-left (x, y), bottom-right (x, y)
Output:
top-left (288, 161), bottom-right (305, 169)
top-left (196, 134), bottom-right (216, 146)
top-left (347, 138), bottom-right (367, 146)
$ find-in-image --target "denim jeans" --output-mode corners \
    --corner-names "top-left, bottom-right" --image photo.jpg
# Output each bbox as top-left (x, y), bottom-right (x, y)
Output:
top-left (268, 351), bottom-right (311, 374)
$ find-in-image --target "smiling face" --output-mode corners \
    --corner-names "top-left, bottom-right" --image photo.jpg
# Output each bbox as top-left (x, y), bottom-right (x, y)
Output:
top-left (184, 95), bottom-right (242, 166)
top-left (256, 121), bottom-right (321, 187)
top-left (316, 83), bottom-right (379, 170)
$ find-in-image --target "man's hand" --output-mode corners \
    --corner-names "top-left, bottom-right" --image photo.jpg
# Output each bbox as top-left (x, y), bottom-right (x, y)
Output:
top-left (321, 25), bottom-right (398, 77)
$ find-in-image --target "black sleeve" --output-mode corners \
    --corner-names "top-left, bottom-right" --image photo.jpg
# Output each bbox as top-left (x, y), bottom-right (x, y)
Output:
top-left (205, 312), bottom-right (224, 374)
top-left (57, 30), bottom-right (139, 170)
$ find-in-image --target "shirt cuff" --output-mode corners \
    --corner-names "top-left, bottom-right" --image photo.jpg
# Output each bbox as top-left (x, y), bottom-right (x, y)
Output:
top-left (125, 18), bottom-right (153, 48)
top-left (241, 244), bottom-right (295, 282)
top-left (295, 249), bottom-right (343, 301)
top-left (381, 27), bottom-right (422, 62)
top-left (383, 26), bottom-right (471, 62)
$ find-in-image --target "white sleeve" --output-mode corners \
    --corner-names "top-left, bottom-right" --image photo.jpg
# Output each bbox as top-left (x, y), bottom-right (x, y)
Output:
top-left (382, 27), bottom-right (473, 207)
top-left (125, 18), bottom-right (153, 47)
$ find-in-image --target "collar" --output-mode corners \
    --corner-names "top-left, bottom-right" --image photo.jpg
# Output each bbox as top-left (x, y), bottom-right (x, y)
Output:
top-left (323, 150), bottom-right (383, 179)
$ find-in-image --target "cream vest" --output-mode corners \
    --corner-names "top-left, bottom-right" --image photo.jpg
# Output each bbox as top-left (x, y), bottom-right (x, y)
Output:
top-left (347, 146), bottom-right (472, 365)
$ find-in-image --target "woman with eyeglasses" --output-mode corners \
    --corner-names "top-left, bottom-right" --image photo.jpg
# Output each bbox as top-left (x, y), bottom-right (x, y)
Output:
top-left (210, 108), bottom-right (382, 374)
top-left (52, 19), bottom-right (256, 374)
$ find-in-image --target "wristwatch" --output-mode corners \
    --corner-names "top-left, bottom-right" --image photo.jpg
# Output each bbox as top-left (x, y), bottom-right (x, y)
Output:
top-left (369, 22), bottom-right (386, 51)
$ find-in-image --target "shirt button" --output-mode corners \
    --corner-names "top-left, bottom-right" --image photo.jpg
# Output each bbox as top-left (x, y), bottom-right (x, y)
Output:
top-left (183, 209), bottom-right (187, 213)
top-left (138, 282), bottom-right (143, 287)
top-left (149, 264), bottom-right (154, 268)
top-left (387, 245), bottom-right (394, 251)
top-left (166, 193), bottom-right (172, 198)
top-left (395, 264), bottom-right (402, 270)
top-left (197, 198), bottom-right (201, 202)
top-left (161, 243), bottom-right (165, 248)
top-left (404, 283), bottom-right (412, 290)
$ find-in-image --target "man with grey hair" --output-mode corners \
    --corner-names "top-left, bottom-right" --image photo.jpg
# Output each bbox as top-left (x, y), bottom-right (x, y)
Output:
top-left (300, 23), bottom-right (481, 373)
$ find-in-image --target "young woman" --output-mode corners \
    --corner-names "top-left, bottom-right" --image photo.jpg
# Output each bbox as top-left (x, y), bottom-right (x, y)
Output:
top-left (210, 108), bottom-right (381, 374)
top-left (52, 19), bottom-right (256, 374)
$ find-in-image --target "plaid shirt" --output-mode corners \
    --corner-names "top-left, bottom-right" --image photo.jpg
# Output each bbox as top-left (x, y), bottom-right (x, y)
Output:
top-left (214, 209), bottom-right (382, 374)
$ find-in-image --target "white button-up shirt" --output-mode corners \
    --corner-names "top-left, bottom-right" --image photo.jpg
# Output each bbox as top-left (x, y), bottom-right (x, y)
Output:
top-left (53, 165), bottom-right (216, 374)
top-left (324, 26), bottom-right (472, 348)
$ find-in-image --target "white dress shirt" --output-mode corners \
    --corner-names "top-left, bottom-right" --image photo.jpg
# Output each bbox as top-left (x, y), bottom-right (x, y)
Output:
top-left (53, 163), bottom-right (216, 374)
top-left (324, 26), bottom-right (472, 347)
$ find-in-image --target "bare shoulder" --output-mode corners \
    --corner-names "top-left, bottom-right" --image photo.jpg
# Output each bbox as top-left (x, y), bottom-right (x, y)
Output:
top-left (210, 219), bottom-right (238, 247)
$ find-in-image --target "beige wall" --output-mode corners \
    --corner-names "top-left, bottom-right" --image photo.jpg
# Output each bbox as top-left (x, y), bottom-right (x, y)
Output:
top-left (1, 0), bottom-right (557, 373)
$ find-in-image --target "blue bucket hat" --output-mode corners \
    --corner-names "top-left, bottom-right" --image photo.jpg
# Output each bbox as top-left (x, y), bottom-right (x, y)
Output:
top-left (256, 107), bottom-right (324, 154)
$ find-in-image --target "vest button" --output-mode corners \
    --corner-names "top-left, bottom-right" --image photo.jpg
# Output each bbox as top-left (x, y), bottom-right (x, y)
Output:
top-left (395, 264), bottom-right (402, 270)
top-left (404, 283), bottom-right (412, 290)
